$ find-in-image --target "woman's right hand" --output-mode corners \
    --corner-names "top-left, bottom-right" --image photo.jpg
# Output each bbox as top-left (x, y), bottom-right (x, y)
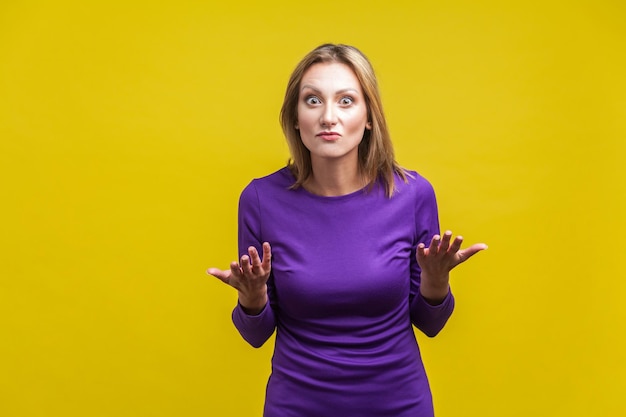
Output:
top-left (207, 242), bottom-right (272, 315)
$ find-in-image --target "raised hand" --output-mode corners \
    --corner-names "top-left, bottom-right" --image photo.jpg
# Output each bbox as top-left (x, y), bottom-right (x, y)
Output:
top-left (416, 231), bottom-right (487, 304)
top-left (207, 242), bottom-right (272, 315)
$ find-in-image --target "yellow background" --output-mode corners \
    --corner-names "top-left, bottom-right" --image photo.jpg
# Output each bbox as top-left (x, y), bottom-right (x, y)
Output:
top-left (1, 0), bottom-right (624, 416)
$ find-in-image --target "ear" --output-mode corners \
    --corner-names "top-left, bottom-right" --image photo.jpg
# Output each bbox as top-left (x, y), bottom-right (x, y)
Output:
top-left (365, 121), bottom-right (372, 130)
top-left (295, 123), bottom-right (299, 130)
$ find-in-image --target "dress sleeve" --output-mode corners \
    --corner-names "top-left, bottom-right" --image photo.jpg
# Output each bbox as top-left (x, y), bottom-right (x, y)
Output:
top-left (408, 179), bottom-right (455, 337)
top-left (231, 181), bottom-right (277, 348)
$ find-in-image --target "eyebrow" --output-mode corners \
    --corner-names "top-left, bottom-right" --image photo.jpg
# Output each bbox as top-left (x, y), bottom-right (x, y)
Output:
top-left (300, 85), bottom-right (361, 95)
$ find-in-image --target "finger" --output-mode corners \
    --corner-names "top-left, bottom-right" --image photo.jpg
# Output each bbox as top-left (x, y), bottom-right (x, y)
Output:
top-left (261, 242), bottom-right (272, 270)
top-left (230, 260), bottom-right (243, 276)
top-left (428, 234), bottom-right (440, 255)
top-left (457, 243), bottom-right (488, 263)
top-left (439, 230), bottom-right (452, 253)
top-left (206, 267), bottom-right (232, 284)
top-left (449, 235), bottom-right (463, 254)
top-left (248, 246), bottom-right (262, 273)
top-left (240, 254), bottom-right (252, 275)
top-left (416, 242), bottom-right (427, 261)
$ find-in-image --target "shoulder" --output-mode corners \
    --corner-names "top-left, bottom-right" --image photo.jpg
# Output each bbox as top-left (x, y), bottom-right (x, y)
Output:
top-left (253, 166), bottom-right (294, 186)
top-left (240, 167), bottom-right (295, 201)
top-left (393, 169), bottom-right (436, 199)
top-left (394, 170), bottom-right (440, 231)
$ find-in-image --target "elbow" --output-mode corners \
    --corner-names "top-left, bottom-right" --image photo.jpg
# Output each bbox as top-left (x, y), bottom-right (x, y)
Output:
top-left (411, 315), bottom-right (447, 337)
top-left (245, 337), bottom-right (267, 349)
top-left (410, 315), bottom-right (445, 337)
top-left (231, 303), bottom-right (276, 348)
top-left (241, 329), bottom-right (274, 348)
top-left (422, 327), bottom-right (443, 338)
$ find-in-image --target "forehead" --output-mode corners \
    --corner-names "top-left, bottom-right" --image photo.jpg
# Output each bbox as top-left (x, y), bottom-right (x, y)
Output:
top-left (300, 62), bottom-right (362, 92)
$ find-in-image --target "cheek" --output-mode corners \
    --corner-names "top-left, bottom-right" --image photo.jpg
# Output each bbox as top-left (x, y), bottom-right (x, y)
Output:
top-left (297, 109), bottom-right (316, 131)
top-left (346, 111), bottom-right (368, 132)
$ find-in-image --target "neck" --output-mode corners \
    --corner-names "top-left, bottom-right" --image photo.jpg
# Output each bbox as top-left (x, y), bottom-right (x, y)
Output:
top-left (304, 157), bottom-right (366, 197)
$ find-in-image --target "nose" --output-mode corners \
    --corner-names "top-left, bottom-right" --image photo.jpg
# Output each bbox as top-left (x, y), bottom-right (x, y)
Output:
top-left (320, 104), bottom-right (338, 127)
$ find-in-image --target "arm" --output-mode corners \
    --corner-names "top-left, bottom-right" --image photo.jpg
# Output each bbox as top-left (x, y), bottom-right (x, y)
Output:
top-left (415, 231), bottom-right (487, 336)
top-left (410, 288), bottom-right (455, 338)
top-left (231, 283), bottom-right (276, 348)
top-left (408, 180), bottom-right (454, 337)
top-left (408, 180), bottom-right (487, 337)
top-left (207, 182), bottom-right (277, 347)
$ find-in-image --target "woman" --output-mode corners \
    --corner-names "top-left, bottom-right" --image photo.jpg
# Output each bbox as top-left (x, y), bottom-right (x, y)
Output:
top-left (207, 43), bottom-right (487, 417)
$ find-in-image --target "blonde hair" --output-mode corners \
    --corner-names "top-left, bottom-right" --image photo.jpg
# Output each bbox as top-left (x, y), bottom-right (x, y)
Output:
top-left (279, 43), bottom-right (407, 198)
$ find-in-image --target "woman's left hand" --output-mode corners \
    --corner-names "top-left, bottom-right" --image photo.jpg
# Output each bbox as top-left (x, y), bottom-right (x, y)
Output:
top-left (416, 231), bottom-right (487, 304)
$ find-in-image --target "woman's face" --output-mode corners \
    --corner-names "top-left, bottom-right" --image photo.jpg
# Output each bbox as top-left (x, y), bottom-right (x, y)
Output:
top-left (296, 62), bottom-right (370, 166)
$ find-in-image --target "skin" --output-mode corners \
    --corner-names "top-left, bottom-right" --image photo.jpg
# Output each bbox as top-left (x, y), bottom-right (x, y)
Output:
top-left (417, 231), bottom-right (487, 303)
top-left (295, 62), bottom-right (372, 197)
top-left (207, 243), bottom-right (271, 315)
top-left (207, 62), bottom-right (487, 311)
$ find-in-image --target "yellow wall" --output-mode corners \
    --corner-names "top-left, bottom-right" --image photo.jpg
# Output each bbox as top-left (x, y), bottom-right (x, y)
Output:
top-left (1, 1), bottom-right (624, 416)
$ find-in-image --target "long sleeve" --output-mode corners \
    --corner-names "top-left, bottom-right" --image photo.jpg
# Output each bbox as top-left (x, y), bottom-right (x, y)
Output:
top-left (408, 179), bottom-right (455, 337)
top-left (231, 181), bottom-right (277, 347)
top-left (232, 301), bottom-right (276, 348)
top-left (410, 290), bottom-right (455, 337)
top-left (228, 168), bottom-right (451, 416)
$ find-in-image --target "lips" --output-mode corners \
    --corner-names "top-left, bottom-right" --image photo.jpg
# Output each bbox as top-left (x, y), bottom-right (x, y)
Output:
top-left (316, 132), bottom-right (341, 141)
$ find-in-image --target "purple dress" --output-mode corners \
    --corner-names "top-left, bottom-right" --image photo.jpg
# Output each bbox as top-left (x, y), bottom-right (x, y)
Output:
top-left (232, 167), bottom-right (454, 417)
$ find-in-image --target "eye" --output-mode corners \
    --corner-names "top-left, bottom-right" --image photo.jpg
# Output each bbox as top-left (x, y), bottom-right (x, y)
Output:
top-left (339, 96), bottom-right (354, 106)
top-left (305, 96), bottom-right (321, 105)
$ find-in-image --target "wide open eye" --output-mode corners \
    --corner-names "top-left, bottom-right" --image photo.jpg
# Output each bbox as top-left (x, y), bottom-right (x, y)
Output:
top-left (305, 96), bottom-right (321, 105)
top-left (339, 96), bottom-right (354, 106)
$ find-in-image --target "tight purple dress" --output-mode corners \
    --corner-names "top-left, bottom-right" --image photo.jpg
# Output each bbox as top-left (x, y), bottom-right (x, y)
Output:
top-left (232, 167), bottom-right (454, 417)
